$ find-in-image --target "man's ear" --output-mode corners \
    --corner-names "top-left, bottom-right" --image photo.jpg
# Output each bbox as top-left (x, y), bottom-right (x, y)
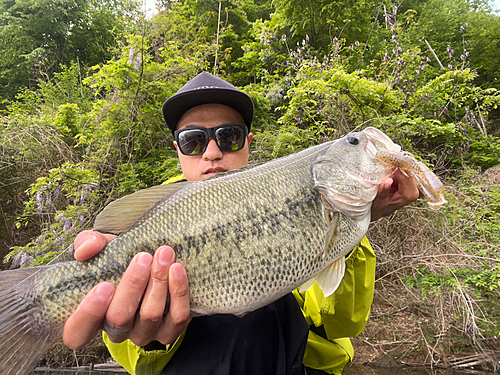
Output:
top-left (173, 141), bottom-right (178, 149)
top-left (248, 133), bottom-right (253, 145)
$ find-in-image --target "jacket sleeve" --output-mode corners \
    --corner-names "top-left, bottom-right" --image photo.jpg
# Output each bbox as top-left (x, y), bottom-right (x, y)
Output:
top-left (103, 331), bottom-right (186, 375)
top-left (292, 236), bottom-right (376, 374)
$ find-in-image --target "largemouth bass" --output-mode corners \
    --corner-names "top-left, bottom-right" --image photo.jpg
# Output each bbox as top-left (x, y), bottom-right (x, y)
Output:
top-left (0, 127), bottom-right (446, 375)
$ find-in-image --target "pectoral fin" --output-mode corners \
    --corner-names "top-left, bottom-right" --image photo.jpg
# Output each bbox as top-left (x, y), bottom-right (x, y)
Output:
top-left (321, 211), bottom-right (340, 260)
top-left (93, 182), bottom-right (190, 232)
top-left (300, 257), bottom-right (346, 297)
top-left (316, 256), bottom-right (346, 296)
top-left (300, 211), bottom-right (343, 294)
top-left (299, 277), bottom-right (316, 293)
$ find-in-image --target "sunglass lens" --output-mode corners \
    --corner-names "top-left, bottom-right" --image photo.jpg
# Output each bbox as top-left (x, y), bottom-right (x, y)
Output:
top-left (216, 126), bottom-right (245, 152)
top-left (178, 129), bottom-right (208, 155)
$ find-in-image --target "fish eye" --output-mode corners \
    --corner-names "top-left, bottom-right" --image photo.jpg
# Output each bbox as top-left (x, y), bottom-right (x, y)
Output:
top-left (347, 136), bottom-right (359, 145)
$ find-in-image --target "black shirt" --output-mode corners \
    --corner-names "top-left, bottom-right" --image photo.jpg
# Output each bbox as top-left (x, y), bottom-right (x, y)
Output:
top-left (161, 293), bottom-right (309, 375)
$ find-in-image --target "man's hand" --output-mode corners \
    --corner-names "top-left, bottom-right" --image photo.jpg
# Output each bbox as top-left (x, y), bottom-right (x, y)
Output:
top-left (63, 230), bottom-right (191, 349)
top-left (371, 169), bottom-right (421, 221)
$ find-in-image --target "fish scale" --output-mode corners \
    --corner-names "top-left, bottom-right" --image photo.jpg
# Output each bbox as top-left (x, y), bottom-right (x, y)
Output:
top-left (0, 127), bottom-right (447, 375)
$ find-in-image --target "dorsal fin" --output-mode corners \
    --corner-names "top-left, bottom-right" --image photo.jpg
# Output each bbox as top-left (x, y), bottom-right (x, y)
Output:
top-left (93, 182), bottom-right (190, 233)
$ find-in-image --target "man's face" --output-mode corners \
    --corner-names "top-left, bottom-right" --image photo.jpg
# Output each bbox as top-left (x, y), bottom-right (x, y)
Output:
top-left (174, 103), bottom-right (253, 181)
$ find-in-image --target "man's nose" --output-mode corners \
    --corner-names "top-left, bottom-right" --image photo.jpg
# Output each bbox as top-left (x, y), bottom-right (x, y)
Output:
top-left (202, 137), bottom-right (223, 160)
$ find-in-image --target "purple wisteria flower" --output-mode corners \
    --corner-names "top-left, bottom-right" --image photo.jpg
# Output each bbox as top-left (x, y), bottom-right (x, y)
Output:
top-left (11, 253), bottom-right (34, 268)
top-left (36, 192), bottom-right (43, 213)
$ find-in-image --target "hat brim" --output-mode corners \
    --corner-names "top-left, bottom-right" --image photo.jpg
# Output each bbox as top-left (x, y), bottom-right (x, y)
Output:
top-left (162, 88), bottom-right (254, 136)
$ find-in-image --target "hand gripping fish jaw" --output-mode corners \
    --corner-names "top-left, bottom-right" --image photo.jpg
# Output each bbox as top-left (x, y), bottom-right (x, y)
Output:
top-left (375, 150), bottom-right (447, 208)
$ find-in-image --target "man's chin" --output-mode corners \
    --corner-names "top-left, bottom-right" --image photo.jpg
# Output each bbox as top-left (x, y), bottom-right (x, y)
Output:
top-left (202, 169), bottom-right (228, 179)
top-left (202, 172), bottom-right (219, 179)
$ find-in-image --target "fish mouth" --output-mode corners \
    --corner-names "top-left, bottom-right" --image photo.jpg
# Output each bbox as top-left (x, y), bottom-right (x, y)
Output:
top-left (356, 127), bottom-right (401, 184)
top-left (363, 127), bottom-right (401, 156)
top-left (329, 128), bottom-right (397, 186)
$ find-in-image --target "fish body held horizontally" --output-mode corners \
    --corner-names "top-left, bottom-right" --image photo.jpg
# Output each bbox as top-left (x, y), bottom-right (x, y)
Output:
top-left (0, 127), bottom-right (446, 375)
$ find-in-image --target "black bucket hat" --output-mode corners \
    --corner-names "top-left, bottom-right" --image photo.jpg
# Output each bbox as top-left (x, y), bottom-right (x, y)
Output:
top-left (162, 72), bottom-right (254, 136)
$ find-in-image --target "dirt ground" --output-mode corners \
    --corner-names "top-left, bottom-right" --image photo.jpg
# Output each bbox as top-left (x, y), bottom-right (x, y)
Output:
top-left (349, 289), bottom-right (500, 373)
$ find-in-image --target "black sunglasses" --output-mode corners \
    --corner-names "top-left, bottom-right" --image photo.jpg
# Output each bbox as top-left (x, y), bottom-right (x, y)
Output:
top-left (174, 124), bottom-right (248, 156)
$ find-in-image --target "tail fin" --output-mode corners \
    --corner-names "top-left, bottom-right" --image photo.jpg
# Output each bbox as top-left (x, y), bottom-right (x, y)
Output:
top-left (0, 266), bottom-right (62, 375)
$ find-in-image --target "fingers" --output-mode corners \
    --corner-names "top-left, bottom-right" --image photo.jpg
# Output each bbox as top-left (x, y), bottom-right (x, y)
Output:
top-left (392, 169), bottom-right (421, 202)
top-left (158, 263), bottom-right (191, 344)
top-left (131, 247), bottom-right (174, 346)
top-left (370, 178), bottom-right (393, 220)
top-left (78, 246), bottom-right (191, 348)
top-left (167, 263), bottom-right (190, 324)
top-left (104, 252), bottom-right (153, 343)
top-left (63, 282), bottom-right (115, 349)
top-left (66, 242), bottom-right (190, 350)
top-left (375, 177), bottom-right (393, 205)
top-left (74, 230), bottom-right (116, 261)
top-left (371, 170), bottom-right (421, 221)
top-left (130, 250), bottom-right (191, 346)
top-left (65, 230), bottom-right (117, 349)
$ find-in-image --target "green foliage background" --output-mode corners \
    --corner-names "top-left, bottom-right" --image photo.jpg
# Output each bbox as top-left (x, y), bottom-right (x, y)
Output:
top-left (0, 0), bottom-right (499, 364)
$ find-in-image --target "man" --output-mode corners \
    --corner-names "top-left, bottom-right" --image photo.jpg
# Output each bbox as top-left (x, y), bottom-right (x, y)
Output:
top-left (63, 72), bottom-right (419, 374)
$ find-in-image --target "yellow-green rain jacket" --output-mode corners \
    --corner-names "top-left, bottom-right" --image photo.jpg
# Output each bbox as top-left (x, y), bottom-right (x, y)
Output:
top-left (104, 176), bottom-right (376, 375)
